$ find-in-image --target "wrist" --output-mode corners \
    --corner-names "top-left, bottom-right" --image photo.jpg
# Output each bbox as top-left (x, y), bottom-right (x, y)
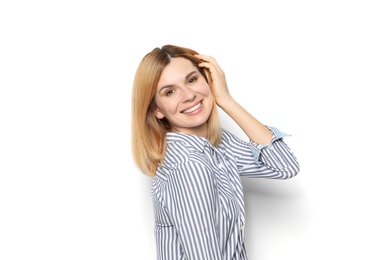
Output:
top-left (217, 95), bottom-right (237, 112)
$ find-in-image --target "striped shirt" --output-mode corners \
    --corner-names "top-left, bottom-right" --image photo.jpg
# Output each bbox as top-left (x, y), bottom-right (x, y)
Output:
top-left (151, 126), bottom-right (299, 259)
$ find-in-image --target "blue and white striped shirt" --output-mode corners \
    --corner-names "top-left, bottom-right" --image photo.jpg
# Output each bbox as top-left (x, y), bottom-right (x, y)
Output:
top-left (151, 127), bottom-right (299, 259)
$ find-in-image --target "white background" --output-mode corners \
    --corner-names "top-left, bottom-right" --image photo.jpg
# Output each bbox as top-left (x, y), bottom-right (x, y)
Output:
top-left (1, 0), bottom-right (389, 259)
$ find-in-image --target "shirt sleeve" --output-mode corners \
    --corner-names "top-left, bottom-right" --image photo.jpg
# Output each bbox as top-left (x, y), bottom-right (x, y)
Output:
top-left (225, 126), bottom-right (300, 179)
top-left (161, 160), bottom-right (222, 260)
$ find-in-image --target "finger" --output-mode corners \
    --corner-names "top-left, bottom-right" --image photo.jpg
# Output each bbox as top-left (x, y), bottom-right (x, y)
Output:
top-left (198, 61), bottom-right (217, 74)
top-left (195, 54), bottom-right (218, 65)
top-left (195, 54), bottom-right (222, 71)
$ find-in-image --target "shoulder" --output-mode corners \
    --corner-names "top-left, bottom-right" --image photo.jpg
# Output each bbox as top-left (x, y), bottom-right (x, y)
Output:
top-left (154, 135), bottom-right (212, 184)
top-left (220, 128), bottom-right (248, 150)
top-left (221, 128), bottom-right (246, 143)
top-left (221, 128), bottom-right (237, 141)
top-left (152, 152), bottom-right (215, 202)
top-left (159, 148), bottom-right (212, 178)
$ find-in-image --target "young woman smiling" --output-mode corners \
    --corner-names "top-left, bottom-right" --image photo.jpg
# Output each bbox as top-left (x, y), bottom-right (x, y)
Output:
top-left (131, 44), bottom-right (300, 260)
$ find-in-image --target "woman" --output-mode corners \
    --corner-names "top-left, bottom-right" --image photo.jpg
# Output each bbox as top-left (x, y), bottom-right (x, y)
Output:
top-left (131, 44), bottom-right (300, 259)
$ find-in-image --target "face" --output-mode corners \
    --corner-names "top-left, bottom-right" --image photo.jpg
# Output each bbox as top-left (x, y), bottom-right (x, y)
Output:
top-left (154, 57), bottom-right (214, 137)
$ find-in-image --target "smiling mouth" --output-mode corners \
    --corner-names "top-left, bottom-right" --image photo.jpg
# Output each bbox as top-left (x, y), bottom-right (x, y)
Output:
top-left (182, 101), bottom-right (203, 114)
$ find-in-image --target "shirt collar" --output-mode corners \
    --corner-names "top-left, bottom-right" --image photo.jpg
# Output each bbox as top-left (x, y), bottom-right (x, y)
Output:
top-left (166, 131), bottom-right (212, 153)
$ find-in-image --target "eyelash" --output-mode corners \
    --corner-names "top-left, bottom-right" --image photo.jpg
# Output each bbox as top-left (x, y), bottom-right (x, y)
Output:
top-left (189, 77), bottom-right (197, 84)
top-left (164, 77), bottom-right (198, 96)
top-left (165, 89), bottom-right (174, 96)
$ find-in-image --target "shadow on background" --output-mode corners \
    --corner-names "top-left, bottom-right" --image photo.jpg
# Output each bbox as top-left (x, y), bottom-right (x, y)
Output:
top-left (241, 177), bottom-right (309, 258)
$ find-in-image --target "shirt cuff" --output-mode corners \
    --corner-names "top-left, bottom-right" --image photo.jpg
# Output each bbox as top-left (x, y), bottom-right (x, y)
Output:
top-left (249, 126), bottom-right (290, 161)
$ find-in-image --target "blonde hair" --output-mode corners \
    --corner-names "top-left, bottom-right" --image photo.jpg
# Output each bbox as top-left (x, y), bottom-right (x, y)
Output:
top-left (131, 45), bottom-right (222, 177)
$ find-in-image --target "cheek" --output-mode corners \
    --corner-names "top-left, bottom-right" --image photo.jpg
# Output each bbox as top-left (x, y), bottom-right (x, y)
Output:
top-left (155, 97), bottom-right (176, 114)
top-left (204, 85), bottom-right (214, 99)
top-left (199, 82), bottom-right (212, 96)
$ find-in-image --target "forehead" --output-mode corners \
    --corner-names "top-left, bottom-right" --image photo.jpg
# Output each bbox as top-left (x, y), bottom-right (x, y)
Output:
top-left (158, 57), bottom-right (197, 86)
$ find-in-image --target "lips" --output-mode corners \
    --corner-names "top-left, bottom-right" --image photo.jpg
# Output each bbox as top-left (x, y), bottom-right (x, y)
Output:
top-left (182, 101), bottom-right (203, 114)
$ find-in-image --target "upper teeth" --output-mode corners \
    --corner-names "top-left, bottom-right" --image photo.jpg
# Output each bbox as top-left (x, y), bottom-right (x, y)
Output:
top-left (183, 102), bottom-right (202, 114)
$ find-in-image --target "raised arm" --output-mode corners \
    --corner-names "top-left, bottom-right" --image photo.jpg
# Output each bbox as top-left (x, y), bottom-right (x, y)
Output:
top-left (196, 54), bottom-right (272, 145)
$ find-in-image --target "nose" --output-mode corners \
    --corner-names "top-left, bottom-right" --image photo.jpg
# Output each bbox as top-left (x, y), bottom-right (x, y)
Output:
top-left (182, 86), bottom-right (196, 103)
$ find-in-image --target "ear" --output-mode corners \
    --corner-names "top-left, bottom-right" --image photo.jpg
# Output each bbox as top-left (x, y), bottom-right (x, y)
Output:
top-left (154, 107), bottom-right (165, 119)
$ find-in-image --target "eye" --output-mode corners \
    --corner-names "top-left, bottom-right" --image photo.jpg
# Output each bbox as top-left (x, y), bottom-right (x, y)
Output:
top-left (188, 77), bottom-right (197, 84)
top-left (165, 89), bottom-right (174, 96)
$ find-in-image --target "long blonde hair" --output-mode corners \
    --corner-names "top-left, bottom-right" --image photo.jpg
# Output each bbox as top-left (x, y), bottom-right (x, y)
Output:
top-left (131, 45), bottom-right (222, 177)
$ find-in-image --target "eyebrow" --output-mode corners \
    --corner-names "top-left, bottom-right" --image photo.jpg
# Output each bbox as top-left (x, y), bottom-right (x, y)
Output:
top-left (158, 71), bottom-right (198, 94)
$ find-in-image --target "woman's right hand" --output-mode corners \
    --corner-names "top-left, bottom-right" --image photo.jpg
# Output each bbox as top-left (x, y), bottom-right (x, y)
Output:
top-left (195, 54), bottom-right (234, 109)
